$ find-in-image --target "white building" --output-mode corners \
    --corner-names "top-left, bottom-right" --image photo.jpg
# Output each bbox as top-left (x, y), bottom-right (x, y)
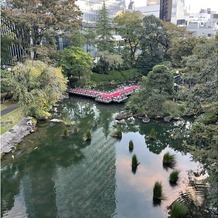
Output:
top-left (185, 9), bottom-right (218, 38)
top-left (77, 0), bottom-right (125, 25)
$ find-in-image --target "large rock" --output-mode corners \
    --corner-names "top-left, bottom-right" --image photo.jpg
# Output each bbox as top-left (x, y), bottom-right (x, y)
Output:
top-left (115, 112), bottom-right (132, 120)
top-left (134, 113), bottom-right (145, 119)
top-left (142, 117), bottom-right (150, 123)
top-left (164, 116), bottom-right (173, 122)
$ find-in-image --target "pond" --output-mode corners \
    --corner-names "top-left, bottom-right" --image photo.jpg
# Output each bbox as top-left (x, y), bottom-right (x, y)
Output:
top-left (1, 96), bottom-right (210, 218)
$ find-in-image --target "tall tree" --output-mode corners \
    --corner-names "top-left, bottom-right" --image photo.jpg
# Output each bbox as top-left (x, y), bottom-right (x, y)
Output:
top-left (11, 60), bottom-right (67, 119)
top-left (83, 27), bottom-right (97, 54)
top-left (1, 0), bottom-right (82, 61)
top-left (114, 11), bottom-right (143, 67)
top-left (183, 37), bottom-right (218, 115)
top-left (126, 65), bottom-right (175, 117)
top-left (137, 15), bottom-right (169, 74)
top-left (167, 36), bottom-right (198, 67)
top-left (60, 46), bottom-right (93, 85)
top-left (96, 1), bottom-right (113, 52)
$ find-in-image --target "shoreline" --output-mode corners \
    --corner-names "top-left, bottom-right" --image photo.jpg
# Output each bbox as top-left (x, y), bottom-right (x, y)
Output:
top-left (0, 116), bottom-right (36, 156)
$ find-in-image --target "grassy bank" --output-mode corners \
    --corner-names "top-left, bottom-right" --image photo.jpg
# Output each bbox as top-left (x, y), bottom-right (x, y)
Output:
top-left (0, 108), bottom-right (24, 135)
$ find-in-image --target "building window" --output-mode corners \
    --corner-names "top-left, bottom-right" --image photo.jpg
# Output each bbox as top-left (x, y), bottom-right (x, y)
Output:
top-left (208, 33), bottom-right (211, 37)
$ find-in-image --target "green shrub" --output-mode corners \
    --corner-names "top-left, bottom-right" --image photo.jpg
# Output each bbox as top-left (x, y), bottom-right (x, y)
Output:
top-left (153, 181), bottom-right (164, 200)
top-left (62, 129), bottom-right (69, 137)
top-left (163, 152), bottom-right (176, 168)
top-left (149, 128), bottom-right (157, 140)
top-left (169, 170), bottom-right (180, 184)
top-left (84, 130), bottom-right (91, 141)
top-left (132, 154), bottom-right (139, 167)
top-left (111, 129), bottom-right (122, 139)
top-left (170, 201), bottom-right (189, 218)
top-left (129, 140), bottom-right (134, 152)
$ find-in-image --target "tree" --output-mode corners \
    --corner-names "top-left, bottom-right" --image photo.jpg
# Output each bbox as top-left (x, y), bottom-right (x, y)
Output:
top-left (137, 15), bottom-right (169, 74)
top-left (182, 37), bottom-right (218, 115)
top-left (114, 11), bottom-right (144, 67)
top-left (96, 1), bottom-right (113, 52)
top-left (126, 65), bottom-right (174, 118)
top-left (167, 36), bottom-right (198, 67)
top-left (1, 34), bottom-right (14, 65)
top-left (83, 27), bottom-right (97, 54)
top-left (11, 60), bottom-right (67, 119)
top-left (93, 51), bottom-right (123, 74)
top-left (60, 46), bottom-right (93, 85)
top-left (1, 0), bottom-right (82, 61)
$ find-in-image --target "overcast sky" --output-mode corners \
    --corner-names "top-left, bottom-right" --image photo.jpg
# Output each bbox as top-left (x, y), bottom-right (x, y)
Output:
top-left (128, 0), bottom-right (218, 13)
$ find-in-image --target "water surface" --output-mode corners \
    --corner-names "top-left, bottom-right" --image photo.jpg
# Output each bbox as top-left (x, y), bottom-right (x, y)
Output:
top-left (1, 97), bottom-right (207, 218)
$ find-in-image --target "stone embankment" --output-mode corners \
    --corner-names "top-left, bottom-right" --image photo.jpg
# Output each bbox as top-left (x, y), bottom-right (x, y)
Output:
top-left (0, 117), bottom-right (36, 155)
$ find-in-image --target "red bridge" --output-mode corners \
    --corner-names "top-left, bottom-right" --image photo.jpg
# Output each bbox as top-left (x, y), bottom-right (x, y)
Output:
top-left (68, 85), bottom-right (140, 103)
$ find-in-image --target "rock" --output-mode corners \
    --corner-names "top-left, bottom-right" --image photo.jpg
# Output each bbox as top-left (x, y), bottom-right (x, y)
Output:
top-left (134, 113), bottom-right (145, 119)
top-left (50, 119), bottom-right (64, 123)
top-left (142, 117), bottom-right (150, 123)
top-left (26, 120), bottom-right (32, 126)
top-left (115, 112), bottom-right (132, 120)
top-left (0, 117), bottom-right (35, 155)
top-left (164, 116), bottom-right (173, 122)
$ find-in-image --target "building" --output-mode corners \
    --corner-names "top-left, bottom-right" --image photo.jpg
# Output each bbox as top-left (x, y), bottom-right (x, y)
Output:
top-left (77, 0), bottom-right (125, 26)
top-left (132, 0), bottom-right (186, 24)
top-left (184, 9), bottom-right (218, 38)
top-left (159, 0), bottom-right (173, 21)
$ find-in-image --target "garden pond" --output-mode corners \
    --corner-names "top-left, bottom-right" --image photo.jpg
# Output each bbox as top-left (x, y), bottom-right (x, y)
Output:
top-left (1, 96), bottom-right (212, 218)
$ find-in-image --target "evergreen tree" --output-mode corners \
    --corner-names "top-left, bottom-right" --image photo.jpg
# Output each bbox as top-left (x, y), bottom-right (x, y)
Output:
top-left (137, 15), bottom-right (169, 74)
top-left (96, 1), bottom-right (113, 52)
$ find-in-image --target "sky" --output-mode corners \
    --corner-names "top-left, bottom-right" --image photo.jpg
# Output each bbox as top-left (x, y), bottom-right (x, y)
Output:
top-left (127, 0), bottom-right (218, 13)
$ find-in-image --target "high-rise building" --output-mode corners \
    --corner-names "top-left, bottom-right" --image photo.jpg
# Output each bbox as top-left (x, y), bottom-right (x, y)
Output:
top-left (77, 0), bottom-right (125, 25)
top-left (159, 0), bottom-right (173, 21)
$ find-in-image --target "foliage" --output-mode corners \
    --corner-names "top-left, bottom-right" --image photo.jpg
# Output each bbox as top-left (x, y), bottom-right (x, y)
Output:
top-left (83, 27), bottom-right (97, 54)
top-left (153, 181), bottom-right (164, 200)
top-left (186, 104), bottom-right (218, 180)
top-left (167, 36), bottom-right (198, 67)
top-left (1, 33), bottom-right (14, 64)
top-left (129, 140), bottom-right (134, 152)
top-left (137, 15), bottom-right (169, 74)
top-left (93, 51), bottom-right (123, 74)
top-left (169, 202), bottom-right (189, 218)
top-left (169, 170), bottom-right (180, 184)
top-left (163, 22), bottom-right (191, 40)
top-left (96, 2), bottom-right (113, 52)
top-left (182, 38), bottom-right (218, 115)
top-left (62, 129), bottom-right (69, 138)
top-left (132, 154), bottom-right (139, 167)
top-left (126, 65), bottom-right (174, 118)
top-left (149, 128), bottom-right (157, 140)
top-left (0, 70), bottom-right (14, 93)
top-left (91, 69), bottom-right (140, 86)
top-left (84, 130), bottom-right (91, 141)
top-left (60, 46), bottom-right (93, 85)
top-left (111, 128), bottom-right (122, 139)
top-left (11, 60), bottom-right (67, 119)
top-left (1, 0), bottom-right (82, 61)
top-left (70, 30), bottom-right (87, 48)
top-left (163, 152), bottom-right (176, 168)
top-left (114, 11), bottom-right (144, 67)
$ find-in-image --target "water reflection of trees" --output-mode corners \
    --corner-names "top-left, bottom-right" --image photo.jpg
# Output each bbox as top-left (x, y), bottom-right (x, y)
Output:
top-left (1, 164), bottom-right (22, 217)
top-left (1, 98), bottom-right (118, 216)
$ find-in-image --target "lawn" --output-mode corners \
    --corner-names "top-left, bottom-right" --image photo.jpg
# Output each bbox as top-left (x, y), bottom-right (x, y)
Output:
top-left (0, 108), bottom-right (24, 135)
top-left (0, 101), bottom-right (15, 111)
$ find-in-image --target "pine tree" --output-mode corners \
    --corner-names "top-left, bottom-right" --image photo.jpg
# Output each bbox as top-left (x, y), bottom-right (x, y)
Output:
top-left (96, 1), bottom-right (113, 52)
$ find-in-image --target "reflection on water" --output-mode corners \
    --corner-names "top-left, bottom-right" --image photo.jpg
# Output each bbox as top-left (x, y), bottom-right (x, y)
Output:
top-left (1, 97), bottom-right (210, 218)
